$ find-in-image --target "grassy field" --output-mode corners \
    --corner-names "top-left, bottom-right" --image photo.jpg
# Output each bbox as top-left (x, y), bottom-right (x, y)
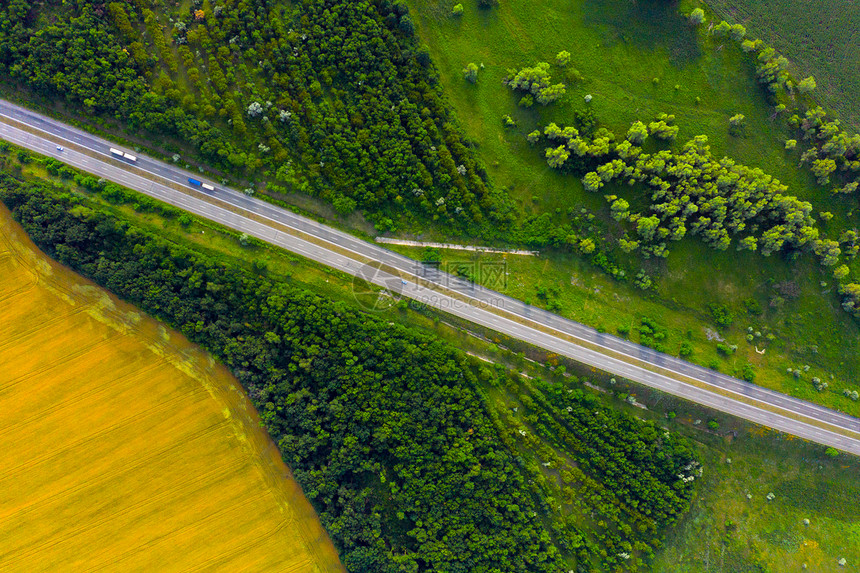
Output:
top-left (385, 242), bottom-right (860, 417)
top-left (404, 0), bottom-right (860, 413)
top-left (651, 400), bottom-right (860, 572)
top-left (703, 0), bottom-right (860, 132)
top-left (0, 205), bottom-right (344, 572)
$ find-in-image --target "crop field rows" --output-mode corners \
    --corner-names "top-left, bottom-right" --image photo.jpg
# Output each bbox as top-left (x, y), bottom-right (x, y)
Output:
top-left (0, 206), bottom-right (343, 572)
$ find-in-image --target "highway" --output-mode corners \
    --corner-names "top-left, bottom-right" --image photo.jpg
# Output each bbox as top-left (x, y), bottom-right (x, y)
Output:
top-left (2, 98), bottom-right (860, 455)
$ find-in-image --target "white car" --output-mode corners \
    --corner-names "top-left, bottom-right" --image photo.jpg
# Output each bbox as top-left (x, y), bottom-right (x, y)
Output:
top-left (56, 146), bottom-right (63, 151)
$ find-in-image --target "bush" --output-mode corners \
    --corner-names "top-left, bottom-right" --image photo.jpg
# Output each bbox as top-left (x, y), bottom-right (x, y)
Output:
top-left (729, 113), bottom-right (746, 136)
top-left (709, 303), bottom-right (733, 327)
top-left (797, 76), bottom-right (817, 94)
top-left (463, 62), bottom-right (479, 83)
top-left (556, 50), bottom-right (571, 67)
top-left (716, 343), bottom-right (734, 356)
top-left (742, 298), bottom-right (763, 315)
top-left (332, 195), bottom-right (357, 215)
top-left (451, 3), bottom-right (464, 16)
top-left (688, 8), bottom-right (705, 25)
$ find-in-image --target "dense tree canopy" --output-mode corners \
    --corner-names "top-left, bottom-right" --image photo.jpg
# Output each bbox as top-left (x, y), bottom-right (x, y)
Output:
top-left (0, 0), bottom-right (511, 231)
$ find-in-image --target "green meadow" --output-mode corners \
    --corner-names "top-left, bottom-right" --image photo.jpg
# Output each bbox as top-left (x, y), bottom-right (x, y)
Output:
top-left (405, 0), bottom-right (860, 412)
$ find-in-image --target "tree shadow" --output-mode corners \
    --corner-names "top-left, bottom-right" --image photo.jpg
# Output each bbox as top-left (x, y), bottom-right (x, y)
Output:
top-left (583, 0), bottom-right (702, 67)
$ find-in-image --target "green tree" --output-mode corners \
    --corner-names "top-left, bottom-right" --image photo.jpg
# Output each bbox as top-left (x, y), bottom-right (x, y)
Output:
top-left (688, 8), bottom-right (705, 25)
top-left (627, 121), bottom-right (649, 145)
top-left (729, 113), bottom-right (746, 136)
top-left (578, 238), bottom-right (596, 253)
top-left (582, 171), bottom-right (603, 192)
top-left (797, 76), bottom-right (817, 94)
top-left (463, 62), bottom-right (479, 83)
top-left (610, 198), bottom-right (630, 221)
top-left (545, 145), bottom-right (570, 168)
top-left (811, 158), bottom-right (837, 185)
top-left (636, 215), bottom-right (660, 241)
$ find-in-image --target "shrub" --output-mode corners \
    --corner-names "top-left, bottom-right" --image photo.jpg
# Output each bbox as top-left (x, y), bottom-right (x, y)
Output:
top-left (463, 62), bottom-right (479, 83)
top-left (332, 195), bottom-right (357, 215)
top-left (797, 76), bottom-right (817, 94)
top-left (452, 3), bottom-right (464, 16)
top-left (743, 298), bottom-right (763, 315)
top-left (729, 113), bottom-right (746, 135)
top-left (648, 115), bottom-right (679, 141)
top-left (716, 343), bottom-right (734, 356)
top-left (627, 121), bottom-right (649, 145)
top-left (709, 303), bottom-right (733, 327)
top-left (688, 8), bottom-right (705, 25)
top-left (556, 50), bottom-right (571, 67)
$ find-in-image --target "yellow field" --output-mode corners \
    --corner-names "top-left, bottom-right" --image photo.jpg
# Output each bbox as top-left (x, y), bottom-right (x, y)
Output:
top-left (0, 204), bottom-right (344, 572)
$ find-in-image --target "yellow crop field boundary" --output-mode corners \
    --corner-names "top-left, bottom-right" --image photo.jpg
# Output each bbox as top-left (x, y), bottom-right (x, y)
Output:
top-left (0, 204), bottom-right (344, 572)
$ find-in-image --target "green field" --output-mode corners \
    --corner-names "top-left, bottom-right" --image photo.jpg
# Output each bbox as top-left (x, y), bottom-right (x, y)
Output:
top-left (704, 0), bottom-right (860, 132)
top-left (405, 0), bottom-right (860, 413)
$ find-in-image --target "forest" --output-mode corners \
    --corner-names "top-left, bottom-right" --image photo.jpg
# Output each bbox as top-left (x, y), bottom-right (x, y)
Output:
top-left (0, 0), bottom-right (507, 232)
top-left (0, 171), bottom-right (698, 572)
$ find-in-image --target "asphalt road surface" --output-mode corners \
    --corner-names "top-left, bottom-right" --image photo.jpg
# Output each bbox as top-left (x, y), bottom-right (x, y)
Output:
top-left (2, 98), bottom-right (860, 455)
